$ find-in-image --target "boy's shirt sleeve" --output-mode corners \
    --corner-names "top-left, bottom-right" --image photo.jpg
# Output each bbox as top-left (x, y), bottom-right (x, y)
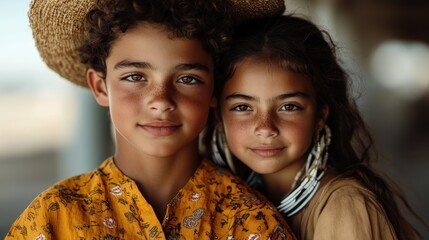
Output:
top-left (6, 194), bottom-right (53, 240)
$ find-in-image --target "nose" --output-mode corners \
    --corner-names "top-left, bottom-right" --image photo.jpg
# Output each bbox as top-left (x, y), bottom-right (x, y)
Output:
top-left (254, 113), bottom-right (279, 138)
top-left (147, 84), bottom-right (176, 112)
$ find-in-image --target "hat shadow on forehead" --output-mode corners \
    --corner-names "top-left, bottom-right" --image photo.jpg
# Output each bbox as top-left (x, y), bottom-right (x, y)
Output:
top-left (28, 0), bottom-right (285, 88)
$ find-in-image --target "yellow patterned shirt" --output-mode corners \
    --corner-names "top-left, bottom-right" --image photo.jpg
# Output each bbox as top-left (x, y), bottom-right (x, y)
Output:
top-left (6, 158), bottom-right (295, 240)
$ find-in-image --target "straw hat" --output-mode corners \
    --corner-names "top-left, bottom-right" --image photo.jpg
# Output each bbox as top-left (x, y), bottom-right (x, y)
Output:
top-left (29, 0), bottom-right (285, 87)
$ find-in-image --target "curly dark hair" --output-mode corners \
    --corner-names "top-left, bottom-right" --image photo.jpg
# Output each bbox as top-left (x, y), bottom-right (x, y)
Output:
top-left (78, 0), bottom-right (233, 78)
top-left (204, 15), bottom-right (427, 239)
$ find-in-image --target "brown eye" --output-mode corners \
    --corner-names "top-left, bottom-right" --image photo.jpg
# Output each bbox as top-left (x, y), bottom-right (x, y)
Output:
top-left (177, 76), bottom-right (201, 85)
top-left (280, 104), bottom-right (301, 111)
top-left (231, 105), bottom-right (251, 111)
top-left (122, 74), bottom-right (146, 82)
top-left (131, 75), bottom-right (142, 81)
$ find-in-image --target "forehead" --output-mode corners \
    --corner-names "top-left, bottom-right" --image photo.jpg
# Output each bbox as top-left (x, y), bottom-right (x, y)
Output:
top-left (223, 57), bottom-right (315, 98)
top-left (106, 23), bottom-right (214, 72)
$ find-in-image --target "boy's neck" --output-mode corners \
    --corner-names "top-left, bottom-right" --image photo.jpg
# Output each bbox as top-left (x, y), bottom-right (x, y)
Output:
top-left (114, 140), bottom-right (201, 221)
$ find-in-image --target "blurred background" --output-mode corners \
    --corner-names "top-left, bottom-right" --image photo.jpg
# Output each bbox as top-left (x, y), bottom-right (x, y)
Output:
top-left (1, 0), bottom-right (428, 238)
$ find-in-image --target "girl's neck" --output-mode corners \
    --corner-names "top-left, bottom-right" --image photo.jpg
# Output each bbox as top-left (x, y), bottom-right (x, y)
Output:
top-left (114, 140), bottom-right (201, 221)
top-left (260, 159), bottom-right (306, 204)
top-left (262, 163), bottom-right (338, 210)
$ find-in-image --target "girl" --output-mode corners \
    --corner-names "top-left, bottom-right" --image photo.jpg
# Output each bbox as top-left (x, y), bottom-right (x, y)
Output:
top-left (208, 15), bottom-right (427, 239)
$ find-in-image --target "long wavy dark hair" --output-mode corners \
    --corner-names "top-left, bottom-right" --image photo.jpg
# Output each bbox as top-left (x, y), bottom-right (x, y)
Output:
top-left (204, 14), bottom-right (427, 239)
top-left (78, 0), bottom-right (233, 78)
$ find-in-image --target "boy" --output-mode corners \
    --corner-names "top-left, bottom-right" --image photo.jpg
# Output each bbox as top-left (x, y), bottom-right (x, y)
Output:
top-left (6, 0), bottom-right (294, 239)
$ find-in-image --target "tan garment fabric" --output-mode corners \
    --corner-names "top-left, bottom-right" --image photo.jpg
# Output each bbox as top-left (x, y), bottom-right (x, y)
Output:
top-left (290, 177), bottom-right (397, 240)
top-left (7, 158), bottom-right (295, 239)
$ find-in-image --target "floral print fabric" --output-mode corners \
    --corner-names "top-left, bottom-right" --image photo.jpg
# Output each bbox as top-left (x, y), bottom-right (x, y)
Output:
top-left (6, 158), bottom-right (295, 239)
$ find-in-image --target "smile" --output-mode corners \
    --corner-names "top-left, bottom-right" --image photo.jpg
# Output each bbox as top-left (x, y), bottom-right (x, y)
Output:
top-left (250, 146), bottom-right (284, 157)
top-left (138, 121), bottom-right (181, 136)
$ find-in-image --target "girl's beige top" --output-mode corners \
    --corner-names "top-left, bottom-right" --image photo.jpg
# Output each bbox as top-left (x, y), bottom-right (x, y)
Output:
top-left (291, 176), bottom-right (397, 240)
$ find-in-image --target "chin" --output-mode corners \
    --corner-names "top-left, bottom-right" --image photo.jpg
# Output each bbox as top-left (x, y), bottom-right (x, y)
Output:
top-left (247, 161), bottom-right (283, 175)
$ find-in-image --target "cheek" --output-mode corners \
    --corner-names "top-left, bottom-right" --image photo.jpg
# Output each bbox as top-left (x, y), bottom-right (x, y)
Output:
top-left (179, 85), bottom-right (214, 109)
top-left (187, 94), bottom-right (211, 108)
top-left (222, 118), bottom-right (252, 150)
top-left (179, 95), bottom-right (212, 132)
top-left (110, 91), bottom-right (140, 112)
top-left (181, 94), bottom-right (211, 116)
top-left (279, 120), bottom-right (315, 152)
top-left (107, 88), bottom-right (143, 127)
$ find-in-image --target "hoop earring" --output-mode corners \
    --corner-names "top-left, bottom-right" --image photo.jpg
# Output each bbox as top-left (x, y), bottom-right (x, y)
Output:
top-left (212, 125), bottom-right (262, 187)
top-left (277, 124), bottom-right (331, 216)
top-left (211, 125), bottom-right (236, 173)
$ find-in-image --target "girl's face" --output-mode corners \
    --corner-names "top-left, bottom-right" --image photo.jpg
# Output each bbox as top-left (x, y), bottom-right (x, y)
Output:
top-left (220, 57), bottom-right (328, 175)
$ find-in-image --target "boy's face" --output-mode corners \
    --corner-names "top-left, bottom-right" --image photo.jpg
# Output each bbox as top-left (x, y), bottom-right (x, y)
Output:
top-left (88, 23), bottom-right (215, 158)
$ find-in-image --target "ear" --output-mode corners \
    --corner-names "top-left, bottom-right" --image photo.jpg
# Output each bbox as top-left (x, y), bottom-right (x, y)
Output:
top-left (316, 105), bottom-right (330, 130)
top-left (87, 68), bottom-right (109, 107)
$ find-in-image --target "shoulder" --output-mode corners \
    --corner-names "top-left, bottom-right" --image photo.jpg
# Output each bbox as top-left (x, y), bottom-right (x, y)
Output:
top-left (39, 160), bottom-right (109, 201)
top-left (197, 160), bottom-right (274, 207)
top-left (30, 158), bottom-right (117, 209)
top-left (317, 177), bottom-right (380, 211)
top-left (312, 177), bottom-right (386, 216)
top-left (6, 159), bottom-right (112, 239)
top-left (303, 177), bottom-right (396, 240)
top-left (193, 160), bottom-right (296, 239)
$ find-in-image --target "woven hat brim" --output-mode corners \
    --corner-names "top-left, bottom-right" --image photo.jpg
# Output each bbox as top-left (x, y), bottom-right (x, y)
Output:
top-left (29, 0), bottom-right (285, 88)
top-left (29, 0), bottom-right (96, 87)
top-left (231, 0), bottom-right (285, 23)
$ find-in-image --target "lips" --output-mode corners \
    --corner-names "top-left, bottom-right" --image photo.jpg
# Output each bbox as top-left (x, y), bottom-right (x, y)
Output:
top-left (138, 121), bottom-right (181, 136)
top-left (250, 146), bottom-right (284, 157)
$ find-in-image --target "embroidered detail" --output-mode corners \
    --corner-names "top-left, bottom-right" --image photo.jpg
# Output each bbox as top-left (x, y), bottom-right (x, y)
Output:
top-left (189, 192), bottom-right (201, 202)
top-left (183, 208), bottom-right (205, 229)
top-left (104, 235), bottom-right (119, 240)
top-left (192, 208), bottom-right (205, 219)
top-left (241, 195), bottom-right (258, 202)
top-left (110, 186), bottom-right (123, 196)
top-left (29, 200), bottom-right (41, 210)
top-left (149, 226), bottom-right (159, 238)
top-left (183, 216), bottom-right (199, 229)
top-left (247, 233), bottom-right (261, 240)
top-left (34, 233), bottom-right (47, 240)
top-left (205, 231), bottom-right (218, 239)
top-left (270, 224), bottom-right (288, 239)
top-left (103, 217), bottom-right (117, 229)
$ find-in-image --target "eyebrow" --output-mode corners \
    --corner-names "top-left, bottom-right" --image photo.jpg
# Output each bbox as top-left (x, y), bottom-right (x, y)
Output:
top-left (175, 63), bottom-right (210, 72)
top-left (225, 92), bottom-right (310, 101)
top-left (113, 60), bottom-right (210, 72)
top-left (274, 92), bottom-right (310, 100)
top-left (114, 60), bottom-right (153, 70)
top-left (225, 93), bottom-right (254, 101)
